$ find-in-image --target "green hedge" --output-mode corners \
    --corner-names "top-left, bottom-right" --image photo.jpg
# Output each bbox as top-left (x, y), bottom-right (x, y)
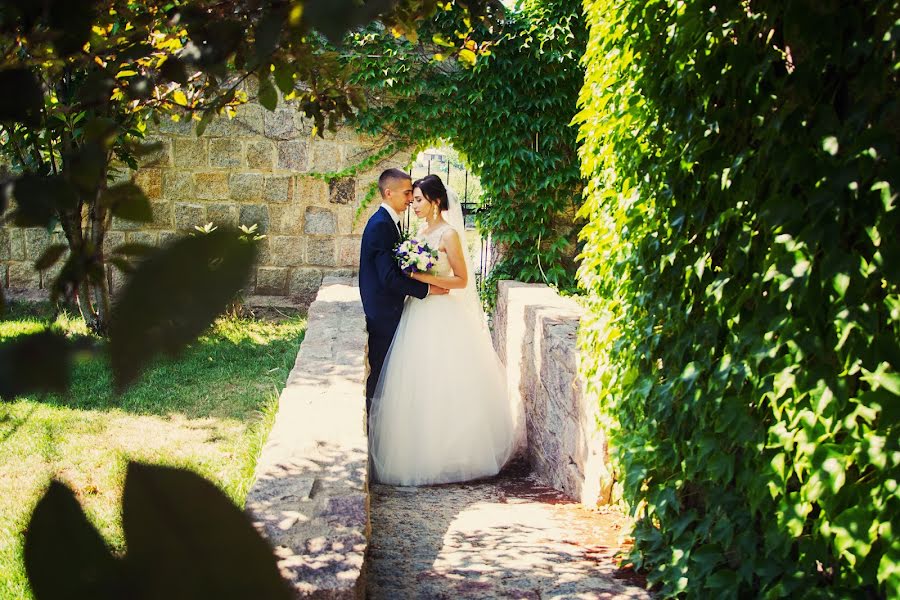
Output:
top-left (575, 0), bottom-right (899, 597)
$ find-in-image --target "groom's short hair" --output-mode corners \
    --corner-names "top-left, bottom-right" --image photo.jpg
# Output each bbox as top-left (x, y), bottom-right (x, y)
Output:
top-left (378, 168), bottom-right (411, 198)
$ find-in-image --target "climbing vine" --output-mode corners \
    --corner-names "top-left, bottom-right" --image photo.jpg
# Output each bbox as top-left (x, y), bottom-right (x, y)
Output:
top-left (340, 0), bottom-right (587, 302)
top-left (576, 0), bottom-right (899, 597)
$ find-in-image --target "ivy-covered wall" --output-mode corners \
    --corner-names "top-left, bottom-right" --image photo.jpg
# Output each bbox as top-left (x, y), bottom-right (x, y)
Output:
top-left (345, 0), bottom-right (587, 300)
top-left (576, 0), bottom-right (898, 597)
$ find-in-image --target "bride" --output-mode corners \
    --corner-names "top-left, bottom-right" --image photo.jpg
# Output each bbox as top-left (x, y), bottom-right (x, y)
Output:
top-left (368, 174), bottom-right (519, 486)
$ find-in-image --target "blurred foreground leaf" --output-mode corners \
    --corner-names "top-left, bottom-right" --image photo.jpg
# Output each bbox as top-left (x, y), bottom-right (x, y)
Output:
top-left (123, 463), bottom-right (291, 598)
top-left (0, 69), bottom-right (43, 125)
top-left (0, 331), bottom-right (74, 401)
top-left (109, 228), bottom-right (257, 391)
top-left (24, 482), bottom-right (124, 599)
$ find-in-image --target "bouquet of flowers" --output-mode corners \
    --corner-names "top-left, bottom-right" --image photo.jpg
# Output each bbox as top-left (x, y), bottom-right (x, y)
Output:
top-left (394, 235), bottom-right (438, 275)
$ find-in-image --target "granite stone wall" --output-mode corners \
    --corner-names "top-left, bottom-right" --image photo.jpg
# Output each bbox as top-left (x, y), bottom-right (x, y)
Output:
top-left (493, 280), bottom-right (613, 507)
top-left (0, 92), bottom-right (400, 306)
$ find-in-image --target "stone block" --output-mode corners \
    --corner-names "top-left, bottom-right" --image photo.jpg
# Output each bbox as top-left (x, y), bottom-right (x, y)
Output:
top-left (104, 230), bottom-right (126, 253)
top-left (264, 109), bottom-right (299, 140)
top-left (107, 164), bottom-right (133, 185)
top-left (209, 138), bottom-right (243, 168)
top-left (162, 170), bottom-right (195, 200)
top-left (156, 116), bottom-right (194, 136)
top-left (256, 237), bottom-right (272, 265)
top-left (263, 175), bottom-right (293, 203)
top-left (329, 177), bottom-right (355, 205)
top-left (239, 204), bottom-right (269, 233)
top-left (174, 203), bottom-right (206, 231)
top-left (309, 142), bottom-right (343, 173)
top-left (295, 177), bottom-right (329, 205)
top-left (229, 173), bottom-right (264, 202)
top-left (126, 231), bottom-right (159, 247)
top-left (7, 261), bottom-right (41, 289)
top-left (193, 172), bottom-right (230, 201)
top-left (303, 207), bottom-right (336, 235)
top-left (172, 138), bottom-right (207, 168)
top-left (0, 228), bottom-right (10, 261)
top-left (150, 201), bottom-right (173, 229)
top-left (338, 237), bottom-right (361, 268)
top-left (288, 267), bottom-right (323, 299)
top-left (246, 140), bottom-right (275, 171)
top-left (337, 206), bottom-right (364, 235)
top-left (134, 168), bottom-right (163, 200)
top-left (204, 104), bottom-right (264, 137)
top-left (159, 231), bottom-right (181, 247)
top-left (256, 266), bottom-right (288, 295)
top-left (276, 141), bottom-right (308, 171)
top-left (270, 236), bottom-right (305, 268)
top-left (136, 137), bottom-right (172, 167)
top-left (207, 203), bottom-right (239, 227)
top-left (111, 214), bottom-right (142, 231)
top-left (271, 203), bottom-right (304, 235)
top-left (241, 76), bottom-right (259, 98)
top-left (5, 228), bottom-right (25, 261)
top-left (25, 228), bottom-right (64, 261)
top-left (306, 238), bottom-right (336, 267)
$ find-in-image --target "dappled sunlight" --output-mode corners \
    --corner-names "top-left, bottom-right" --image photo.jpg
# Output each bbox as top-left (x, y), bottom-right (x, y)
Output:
top-left (368, 469), bottom-right (650, 598)
top-left (0, 306), bottom-right (306, 596)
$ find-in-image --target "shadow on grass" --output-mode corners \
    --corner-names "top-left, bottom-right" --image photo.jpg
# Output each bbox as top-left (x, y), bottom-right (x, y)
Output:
top-left (0, 301), bottom-right (307, 421)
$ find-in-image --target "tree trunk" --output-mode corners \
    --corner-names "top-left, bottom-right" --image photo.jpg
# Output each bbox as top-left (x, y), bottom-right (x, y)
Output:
top-left (87, 160), bottom-right (111, 335)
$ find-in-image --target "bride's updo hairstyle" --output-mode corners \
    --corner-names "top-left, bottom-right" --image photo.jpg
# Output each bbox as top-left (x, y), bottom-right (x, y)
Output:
top-left (412, 174), bottom-right (449, 211)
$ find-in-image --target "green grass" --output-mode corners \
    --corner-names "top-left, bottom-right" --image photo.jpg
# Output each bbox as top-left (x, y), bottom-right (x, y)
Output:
top-left (0, 302), bottom-right (305, 599)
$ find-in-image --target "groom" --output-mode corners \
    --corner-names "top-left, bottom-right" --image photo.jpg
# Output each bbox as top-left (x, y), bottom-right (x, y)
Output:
top-left (359, 169), bottom-right (447, 412)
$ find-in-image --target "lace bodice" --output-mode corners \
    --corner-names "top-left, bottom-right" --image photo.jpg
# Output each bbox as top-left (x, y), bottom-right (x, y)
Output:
top-left (419, 224), bottom-right (454, 277)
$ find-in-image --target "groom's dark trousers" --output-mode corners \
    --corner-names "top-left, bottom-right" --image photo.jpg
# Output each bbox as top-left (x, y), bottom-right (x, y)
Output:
top-left (359, 206), bottom-right (428, 412)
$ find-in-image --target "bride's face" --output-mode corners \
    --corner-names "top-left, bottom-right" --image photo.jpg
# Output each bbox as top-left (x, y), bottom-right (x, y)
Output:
top-left (411, 189), bottom-right (435, 219)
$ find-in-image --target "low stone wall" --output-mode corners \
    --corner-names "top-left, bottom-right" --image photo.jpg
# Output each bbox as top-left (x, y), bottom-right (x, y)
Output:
top-left (493, 281), bottom-right (613, 507)
top-left (245, 276), bottom-right (369, 598)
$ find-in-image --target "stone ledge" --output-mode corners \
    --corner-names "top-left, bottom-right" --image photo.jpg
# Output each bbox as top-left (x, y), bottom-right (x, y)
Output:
top-left (245, 277), bottom-right (368, 599)
top-left (494, 280), bottom-right (613, 508)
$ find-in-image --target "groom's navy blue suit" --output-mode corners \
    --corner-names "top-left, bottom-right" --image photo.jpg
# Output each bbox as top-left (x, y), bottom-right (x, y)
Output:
top-left (359, 206), bottom-right (428, 410)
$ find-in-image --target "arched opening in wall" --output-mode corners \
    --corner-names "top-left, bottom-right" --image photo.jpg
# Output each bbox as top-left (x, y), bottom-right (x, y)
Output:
top-left (403, 143), bottom-right (492, 292)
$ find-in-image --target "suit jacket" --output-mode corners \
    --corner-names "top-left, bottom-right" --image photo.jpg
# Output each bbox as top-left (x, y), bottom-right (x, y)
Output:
top-left (359, 206), bottom-right (428, 335)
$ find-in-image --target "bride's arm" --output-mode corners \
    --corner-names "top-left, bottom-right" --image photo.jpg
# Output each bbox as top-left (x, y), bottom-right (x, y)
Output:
top-left (409, 230), bottom-right (468, 289)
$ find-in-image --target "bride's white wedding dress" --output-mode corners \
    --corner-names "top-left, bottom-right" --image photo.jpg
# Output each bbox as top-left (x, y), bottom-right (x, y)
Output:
top-left (369, 222), bottom-right (518, 486)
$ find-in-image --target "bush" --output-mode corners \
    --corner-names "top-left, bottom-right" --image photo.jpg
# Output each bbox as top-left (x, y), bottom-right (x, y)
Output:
top-left (575, 0), bottom-right (899, 597)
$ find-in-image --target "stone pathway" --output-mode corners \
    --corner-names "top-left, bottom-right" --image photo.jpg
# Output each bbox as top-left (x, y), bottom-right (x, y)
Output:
top-left (367, 463), bottom-right (652, 599)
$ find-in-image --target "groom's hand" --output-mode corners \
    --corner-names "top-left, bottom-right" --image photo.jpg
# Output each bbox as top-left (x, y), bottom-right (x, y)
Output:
top-left (429, 285), bottom-right (449, 295)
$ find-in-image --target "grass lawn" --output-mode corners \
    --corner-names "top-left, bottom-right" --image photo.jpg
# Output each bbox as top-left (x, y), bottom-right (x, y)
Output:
top-left (0, 302), bottom-right (306, 599)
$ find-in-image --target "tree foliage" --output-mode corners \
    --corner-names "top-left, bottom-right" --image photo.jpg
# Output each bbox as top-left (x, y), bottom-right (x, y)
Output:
top-left (576, 0), bottom-right (899, 597)
top-left (342, 0), bottom-right (587, 302)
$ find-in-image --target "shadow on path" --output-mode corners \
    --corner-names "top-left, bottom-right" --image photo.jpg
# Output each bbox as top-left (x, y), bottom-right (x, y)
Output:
top-left (367, 461), bottom-right (651, 599)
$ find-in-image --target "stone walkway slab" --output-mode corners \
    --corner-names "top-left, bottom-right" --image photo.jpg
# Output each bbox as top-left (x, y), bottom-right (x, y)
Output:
top-left (367, 463), bottom-right (652, 599)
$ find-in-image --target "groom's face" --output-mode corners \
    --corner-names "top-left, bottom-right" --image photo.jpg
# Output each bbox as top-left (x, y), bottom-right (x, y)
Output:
top-left (385, 179), bottom-right (413, 214)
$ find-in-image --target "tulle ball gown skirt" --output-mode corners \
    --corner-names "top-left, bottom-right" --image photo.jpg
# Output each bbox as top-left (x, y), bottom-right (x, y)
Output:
top-left (369, 292), bottom-right (516, 486)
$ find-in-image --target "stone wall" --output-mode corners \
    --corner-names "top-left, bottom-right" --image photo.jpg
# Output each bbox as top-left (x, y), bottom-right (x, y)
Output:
top-left (0, 90), bottom-right (398, 306)
top-left (493, 280), bottom-right (613, 507)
